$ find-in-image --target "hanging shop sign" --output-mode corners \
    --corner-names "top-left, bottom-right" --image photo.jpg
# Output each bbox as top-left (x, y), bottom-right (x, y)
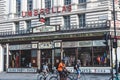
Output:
top-left (22, 5), bottom-right (71, 17)
top-left (9, 44), bottom-right (31, 50)
top-left (38, 42), bottom-right (53, 49)
top-left (33, 26), bottom-right (59, 33)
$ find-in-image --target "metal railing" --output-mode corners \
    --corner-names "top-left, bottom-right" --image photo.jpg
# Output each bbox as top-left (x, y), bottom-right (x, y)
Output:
top-left (0, 20), bottom-right (109, 37)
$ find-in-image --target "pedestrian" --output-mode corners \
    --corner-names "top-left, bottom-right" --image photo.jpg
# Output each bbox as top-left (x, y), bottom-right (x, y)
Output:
top-left (57, 59), bottom-right (66, 80)
top-left (75, 60), bottom-right (81, 80)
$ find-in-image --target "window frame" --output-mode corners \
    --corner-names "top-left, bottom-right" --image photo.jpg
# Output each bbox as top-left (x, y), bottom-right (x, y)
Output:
top-left (64, 0), bottom-right (71, 5)
top-left (45, 0), bottom-right (51, 9)
top-left (78, 14), bottom-right (86, 27)
top-left (64, 15), bottom-right (71, 28)
top-left (27, 0), bottom-right (33, 11)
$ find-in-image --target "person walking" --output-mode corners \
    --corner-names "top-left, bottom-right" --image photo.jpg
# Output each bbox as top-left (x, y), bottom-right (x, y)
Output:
top-left (75, 60), bottom-right (81, 80)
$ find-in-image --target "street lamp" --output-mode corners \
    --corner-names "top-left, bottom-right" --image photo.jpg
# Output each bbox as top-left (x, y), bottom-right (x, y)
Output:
top-left (112, 0), bottom-right (119, 80)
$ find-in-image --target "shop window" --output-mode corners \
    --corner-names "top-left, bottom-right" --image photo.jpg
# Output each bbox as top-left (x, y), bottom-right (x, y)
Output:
top-left (93, 47), bottom-right (110, 67)
top-left (10, 50), bottom-right (32, 68)
top-left (63, 48), bottom-right (76, 67)
top-left (78, 47), bottom-right (91, 66)
top-left (78, 47), bottom-right (110, 67)
top-left (54, 49), bottom-right (61, 57)
top-left (31, 50), bottom-right (37, 67)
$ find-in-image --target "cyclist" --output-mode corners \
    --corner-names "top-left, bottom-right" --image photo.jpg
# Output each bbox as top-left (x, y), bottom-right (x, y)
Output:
top-left (75, 60), bottom-right (81, 80)
top-left (57, 59), bottom-right (66, 80)
top-left (42, 62), bottom-right (49, 74)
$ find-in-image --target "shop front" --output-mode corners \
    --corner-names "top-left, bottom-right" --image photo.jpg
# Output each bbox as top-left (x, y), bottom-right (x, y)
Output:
top-left (4, 39), bottom-right (111, 73)
top-left (7, 44), bottom-right (38, 72)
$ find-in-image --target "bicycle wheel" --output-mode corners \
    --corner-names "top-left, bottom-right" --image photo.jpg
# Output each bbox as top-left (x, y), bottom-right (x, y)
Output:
top-left (39, 75), bottom-right (44, 80)
top-left (80, 74), bottom-right (86, 80)
top-left (66, 76), bottom-right (73, 80)
top-left (49, 76), bottom-right (58, 80)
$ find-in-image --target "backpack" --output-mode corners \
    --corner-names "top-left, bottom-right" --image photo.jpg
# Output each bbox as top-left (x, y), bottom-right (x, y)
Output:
top-left (74, 63), bottom-right (80, 70)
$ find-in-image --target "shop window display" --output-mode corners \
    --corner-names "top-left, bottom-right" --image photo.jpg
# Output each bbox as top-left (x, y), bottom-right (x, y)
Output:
top-left (10, 50), bottom-right (32, 68)
top-left (63, 48), bottom-right (76, 66)
top-left (93, 47), bottom-right (110, 67)
top-left (78, 47), bottom-right (110, 67)
top-left (63, 47), bottom-right (110, 67)
top-left (78, 47), bottom-right (91, 66)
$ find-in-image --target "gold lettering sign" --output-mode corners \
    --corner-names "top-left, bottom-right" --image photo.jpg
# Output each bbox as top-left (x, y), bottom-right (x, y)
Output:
top-left (0, 32), bottom-right (104, 43)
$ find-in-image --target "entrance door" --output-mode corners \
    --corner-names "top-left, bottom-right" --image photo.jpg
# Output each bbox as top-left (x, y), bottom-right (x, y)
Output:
top-left (41, 49), bottom-right (52, 70)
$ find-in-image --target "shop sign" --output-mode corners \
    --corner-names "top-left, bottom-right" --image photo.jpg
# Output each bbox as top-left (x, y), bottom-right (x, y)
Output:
top-left (33, 26), bottom-right (56, 33)
top-left (19, 44), bottom-right (31, 50)
top-left (39, 42), bottom-right (53, 49)
top-left (62, 41), bottom-right (77, 48)
top-left (32, 43), bottom-right (38, 49)
top-left (93, 40), bottom-right (106, 46)
top-left (9, 44), bottom-right (31, 50)
top-left (9, 45), bottom-right (20, 50)
top-left (66, 67), bottom-right (111, 73)
top-left (54, 42), bottom-right (61, 48)
top-left (22, 5), bottom-right (71, 17)
top-left (7, 68), bottom-right (37, 73)
top-left (77, 41), bottom-right (92, 47)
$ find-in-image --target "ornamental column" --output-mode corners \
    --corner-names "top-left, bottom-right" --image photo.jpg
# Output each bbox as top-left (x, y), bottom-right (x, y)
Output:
top-left (0, 44), bottom-right (4, 72)
top-left (6, 43), bottom-right (9, 69)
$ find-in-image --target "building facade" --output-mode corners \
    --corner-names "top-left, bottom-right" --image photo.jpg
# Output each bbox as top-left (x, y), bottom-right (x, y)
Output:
top-left (0, 0), bottom-right (120, 73)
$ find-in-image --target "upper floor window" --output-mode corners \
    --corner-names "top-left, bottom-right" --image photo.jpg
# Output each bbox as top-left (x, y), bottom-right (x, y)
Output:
top-left (64, 15), bottom-right (70, 28)
top-left (45, 18), bottom-right (50, 25)
top-left (45, 0), bottom-right (51, 8)
top-left (78, 14), bottom-right (85, 27)
top-left (16, 0), bottom-right (21, 16)
top-left (15, 22), bottom-right (19, 32)
top-left (64, 0), bottom-right (71, 5)
top-left (27, 0), bottom-right (33, 11)
top-left (26, 20), bottom-right (31, 30)
top-left (79, 0), bottom-right (86, 3)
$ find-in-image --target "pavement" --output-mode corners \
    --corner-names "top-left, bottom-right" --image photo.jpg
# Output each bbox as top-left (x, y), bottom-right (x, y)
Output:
top-left (0, 72), bottom-right (37, 80)
top-left (0, 72), bottom-right (120, 80)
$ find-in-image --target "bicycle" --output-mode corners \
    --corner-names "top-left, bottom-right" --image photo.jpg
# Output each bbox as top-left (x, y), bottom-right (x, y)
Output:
top-left (37, 68), bottom-right (59, 80)
top-left (48, 67), bottom-right (72, 80)
top-left (66, 70), bottom-right (86, 80)
top-left (49, 67), bottom-right (60, 80)
top-left (37, 71), bottom-right (51, 80)
top-left (108, 74), bottom-right (119, 80)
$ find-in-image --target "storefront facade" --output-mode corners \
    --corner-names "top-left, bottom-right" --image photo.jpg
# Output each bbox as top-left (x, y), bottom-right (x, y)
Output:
top-left (0, 30), bottom-right (119, 73)
top-left (0, 0), bottom-right (120, 73)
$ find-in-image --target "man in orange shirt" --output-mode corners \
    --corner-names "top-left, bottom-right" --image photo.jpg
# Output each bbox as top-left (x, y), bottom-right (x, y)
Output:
top-left (57, 59), bottom-right (66, 80)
